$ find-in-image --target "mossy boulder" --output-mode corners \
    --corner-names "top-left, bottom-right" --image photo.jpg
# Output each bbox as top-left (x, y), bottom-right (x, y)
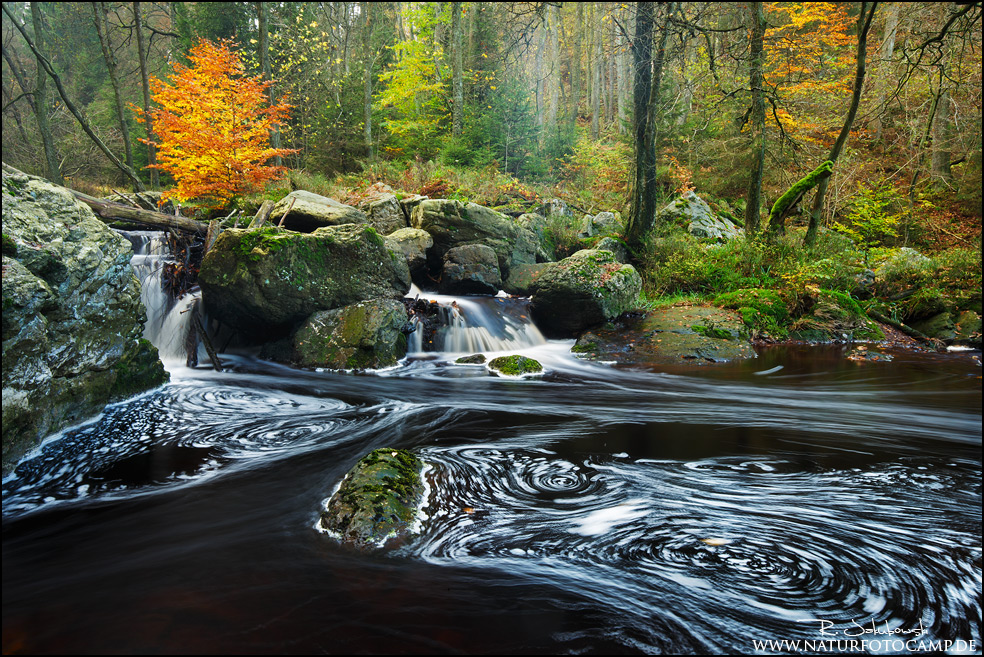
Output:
top-left (529, 249), bottom-right (642, 336)
top-left (439, 244), bottom-right (502, 295)
top-left (411, 199), bottom-right (541, 279)
top-left (594, 236), bottom-right (630, 263)
top-left (789, 290), bottom-right (884, 342)
top-left (320, 448), bottom-right (426, 550)
top-left (572, 306), bottom-right (755, 367)
top-left (578, 211), bottom-right (622, 239)
top-left (657, 192), bottom-right (741, 241)
top-left (487, 354), bottom-right (543, 376)
top-left (908, 312), bottom-right (957, 343)
top-left (2, 168), bottom-right (167, 474)
top-left (272, 191), bottom-right (367, 233)
top-left (953, 310), bottom-right (982, 347)
top-left (291, 299), bottom-right (409, 370)
top-left (455, 353), bottom-right (487, 364)
top-left (714, 288), bottom-right (791, 339)
top-left (199, 224), bottom-right (410, 339)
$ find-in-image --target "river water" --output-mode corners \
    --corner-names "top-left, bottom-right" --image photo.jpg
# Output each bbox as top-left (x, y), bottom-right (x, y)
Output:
top-left (2, 235), bottom-right (981, 654)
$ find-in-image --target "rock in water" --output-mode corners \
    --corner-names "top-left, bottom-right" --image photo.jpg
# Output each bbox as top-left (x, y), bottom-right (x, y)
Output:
top-left (2, 168), bottom-right (167, 474)
top-left (291, 299), bottom-right (409, 370)
top-left (199, 224), bottom-right (410, 339)
top-left (487, 355), bottom-right (543, 376)
top-left (529, 249), bottom-right (642, 336)
top-left (320, 448), bottom-right (425, 550)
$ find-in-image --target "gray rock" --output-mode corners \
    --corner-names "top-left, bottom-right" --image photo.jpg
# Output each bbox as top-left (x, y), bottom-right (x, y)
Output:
top-left (503, 262), bottom-right (552, 296)
top-left (440, 244), bottom-right (502, 295)
top-left (272, 190), bottom-right (367, 232)
top-left (199, 224), bottom-right (410, 338)
top-left (385, 227), bottom-right (433, 288)
top-left (538, 198), bottom-right (573, 219)
top-left (2, 169), bottom-right (167, 474)
top-left (291, 299), bottom-right (409, 370)
top-left (595, 237), bottom-right (630, 263)
top-left (368, 194), bottom-right (407, 235)
top-left (411, 199), bottom-right (539, 279)
top-left (399, 194), bottom-right (428, 224)
top-left (578, 211), bottom-right (622, 238)
top-left (657, 191), bottom-right (741, 241)
top-left (529, 249), bottom-right (642, 336)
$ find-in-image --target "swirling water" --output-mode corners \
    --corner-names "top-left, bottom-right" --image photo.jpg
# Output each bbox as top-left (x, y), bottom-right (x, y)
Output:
top-left (2, 247), bottom-right (981, 653)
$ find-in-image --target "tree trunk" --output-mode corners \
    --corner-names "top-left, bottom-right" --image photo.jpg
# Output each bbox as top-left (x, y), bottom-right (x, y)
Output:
top-left (544, 4), bottom-right (559, 133)
top-left (744, 1), bottom-right (767, 234)
top-left (590, 5), bottom-right (602, 139)
top-left (616, 5), bottom-right (631, 134)
top-left (451, 1), bottom-right (463, 138)
top-left (92, 2), bottom-right (135, 179)
top-left (571, 3), bottom-right (583, 125)
top-left (625, 2), bottom-right (670, 254)
top-left (4, 3), bottom-right (145, 190)
top-left (870, 2), bottom-right (899, 141)
top-left (29, 3), bottom-right (62, 185)
top-left (362, 2), bottom-right (374, 160)
top-left (805, 1), bottom-right (878, 247)
top-left (256, 2), bottom-right (281, 167)
top-left (133, 1), bottom-right (158, 188)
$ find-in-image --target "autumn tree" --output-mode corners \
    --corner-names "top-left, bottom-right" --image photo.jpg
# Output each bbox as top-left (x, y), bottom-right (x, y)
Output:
top-left (135, 38), bottom-right (292, 208)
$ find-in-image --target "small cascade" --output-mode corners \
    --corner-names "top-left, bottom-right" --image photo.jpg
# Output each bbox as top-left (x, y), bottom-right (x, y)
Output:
top-left (121, 230), bottom-right (204, 367)
top-left (405, 286), bottom-right (546, 356)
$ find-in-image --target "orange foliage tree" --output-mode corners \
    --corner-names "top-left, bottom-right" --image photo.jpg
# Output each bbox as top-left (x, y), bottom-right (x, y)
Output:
top-left (134, 39), bottom-right (292, 208)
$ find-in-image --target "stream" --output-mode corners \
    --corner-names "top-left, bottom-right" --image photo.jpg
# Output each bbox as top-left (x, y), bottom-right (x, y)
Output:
top-left (2, 233), bottom-right (981, 654)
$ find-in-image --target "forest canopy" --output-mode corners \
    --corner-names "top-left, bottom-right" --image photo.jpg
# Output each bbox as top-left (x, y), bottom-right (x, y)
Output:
top-left (2, 1), bottom-right (981, 252)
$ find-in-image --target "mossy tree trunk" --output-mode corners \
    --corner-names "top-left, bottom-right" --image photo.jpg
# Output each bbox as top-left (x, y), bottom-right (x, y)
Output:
top-left (766, 161), bottom-right (833, 236)
top-left (804, 1), bottom-right (878, 247)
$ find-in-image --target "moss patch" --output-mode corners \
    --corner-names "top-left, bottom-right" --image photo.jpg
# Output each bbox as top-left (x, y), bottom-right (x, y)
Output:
top-left (714, 288), bottom-right (790, 338)
top-left (487, 354), bottom-right (543, 376)
top-left (455, 354), bottom-right (487, 364)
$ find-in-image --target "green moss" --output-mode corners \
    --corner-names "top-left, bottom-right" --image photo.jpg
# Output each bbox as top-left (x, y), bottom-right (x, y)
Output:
top-left (769, 161), bottom-right (833, 225)
top-left (570, 342), bottom-right (597, 354)
top-left (692, 324), bottom-right (734, 340)
top-left (715, 288), bottom-right (790, 338)
top-left (488, 354), bottom-right (543, 376)
top-left (455, 354), bottom-right (487, 364)
top-left (2, 233), bottom-right (16, 257)
top-left (364, 225), bottom-right (385, 247)
top-left (110, 338), bottom-right (169, 401)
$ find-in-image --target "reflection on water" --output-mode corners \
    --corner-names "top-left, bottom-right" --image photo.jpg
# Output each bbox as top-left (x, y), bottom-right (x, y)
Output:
top-left (2, 344), bottom-right (980, 654)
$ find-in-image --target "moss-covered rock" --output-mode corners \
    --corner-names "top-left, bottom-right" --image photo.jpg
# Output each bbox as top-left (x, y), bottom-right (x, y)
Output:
top-left (320, 448), bottom-right (425, 550)
top-left (455, 353), bottom-right (487, 364)
top-left (529, 249), bottom-right (642, 336)
top-left (714, 288), bottom-right (790, 339)
top-left (789, 290), bottom-right (884, 342)
top-left (953, 310), bottom-right (982, 348)
top-left (291, 299), bottom-right (409, 370)
top-left (503, 262), bottom-right (551, 296)
top-left (2, 168), bottom-right (167, 474)
top-left (656, 192), bottom-right (741, 241)
top-left (411, 199), bottom-right (541, 279)
top-left (199, 224), bottom-right (410, 339)
top-left (572, 305), bottom-right (755, 367)
top-left (908, 312), bottom-right (956, 342)
top-left (487, 354), bottom-right (543, 376)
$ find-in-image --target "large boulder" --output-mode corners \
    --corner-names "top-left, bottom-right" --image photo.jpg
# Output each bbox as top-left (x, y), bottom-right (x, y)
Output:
top-left (291, 299), bottom-right (409, 370)
top-left (199, 224), bottom-right (410, 338)
top-left (439, 244), bottom-right (502, 295)
top-left (657, 191), bottom-right (741, 241)
top-left (411, 199), bottom-right (540, 279)
top-left (320, 448), bottom-right (426, 550)
top-left (384, 227), bottom-right (433, 288)
top-left (529, 249), bottom-right (642, 336)
top-left (578, 211), bottom-right (622, 238)
top-left (367, 194), bottom-right (407, 235)
top-left (2, 168), bottom-right (167, 474)
top-left (503, 262), bottom-right (552, 296)
top-left (272, 191), bottom-right (367, 232)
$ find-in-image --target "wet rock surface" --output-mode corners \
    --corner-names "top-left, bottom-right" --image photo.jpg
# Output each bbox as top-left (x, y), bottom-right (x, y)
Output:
top-left (290, 299), bottom-right (410, 370)
top-left (572, 305), bottom-right (756, 367)
top-left (320, 448), bottom-right (425, 550)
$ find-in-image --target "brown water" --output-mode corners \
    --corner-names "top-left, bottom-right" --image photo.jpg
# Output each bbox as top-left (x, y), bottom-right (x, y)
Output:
top-left (3, 343), bottom-right (981, 654)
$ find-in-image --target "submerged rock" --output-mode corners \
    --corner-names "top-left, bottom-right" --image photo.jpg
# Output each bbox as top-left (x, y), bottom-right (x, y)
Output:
top-left (2, 168), bottom-right (167, 474)
top-left (272, 191), bottom-right (367, 232)
top-left (529, 249), bottom-right (642, 336)
top-left (199, 224), bottom-right (410, 339)
top-left (320, 448), bottom-right (425, 550)
top-left (291, 299), bottom-right (409, 370)
top-left (439, 244), bottom-right (502, 295)
top-left (455, 353), bottom-right (487, 364)
top-left (572, 306), bottom-right (755, 367)
top-left (487, 354), bottom-right (543, 376)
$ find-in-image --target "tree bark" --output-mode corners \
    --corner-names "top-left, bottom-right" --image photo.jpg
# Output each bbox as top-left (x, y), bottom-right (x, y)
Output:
top-left (590, 5), bottom-right (602, 139)
top-left (625, 2), bottom-right (670, 254)
top-left (4, 3), bottom-right (145, 191)
top-left (92, 2), bottom-right (135, 178)
top-left (571, 3), bottom-right (583, 125)
top-left (544, 4), bottom-right (560, 134)
top-left (256, 2), bottom-right (281, 167)
top-left (744, 1), bottom-right (767, 234)
top-left (362, 1), bottom-right (374, 160)
top-left (29, 3), bottom-right (63, 185)
top-left (133, 1), bottom-right (158, 188)
top-left (805, 1), bottom-right (878, 247)
top-left (69, 188), bottom-right (208, 234)
top-left (451, 1), bottom-right (463, 138)
top-left (870, 2), bottom-right (899, 141)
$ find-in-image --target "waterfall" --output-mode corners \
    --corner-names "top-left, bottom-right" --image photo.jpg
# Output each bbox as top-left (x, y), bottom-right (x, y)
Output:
top-left (122, 230), bottom-right (203, 367)
top-left (405, 286), bottom-right (547, 356)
